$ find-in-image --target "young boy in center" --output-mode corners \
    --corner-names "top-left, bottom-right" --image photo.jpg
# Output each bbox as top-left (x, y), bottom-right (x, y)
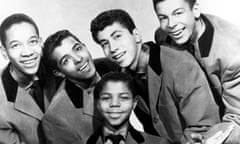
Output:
top-left (87, 72), bottom-right (170, 144)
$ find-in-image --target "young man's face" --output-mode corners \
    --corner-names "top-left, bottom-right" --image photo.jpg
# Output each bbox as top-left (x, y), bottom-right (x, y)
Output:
top-left (51, 36), bottom-right (96, 80)
top-left (154, 0), bottom-right (200, 44)
top-left (96, 22), bottom-right (140, 68)
top-left (4, 22), bottom-right (42, 76)
top-left (97, 81), bottom-right (137, 129)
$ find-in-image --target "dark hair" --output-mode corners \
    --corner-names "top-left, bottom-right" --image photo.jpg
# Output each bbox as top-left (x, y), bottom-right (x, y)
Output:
top-left (42, 29), bottom-right (81, 73)
top-left (94, 72), bottom-right (137, 100)
top-left (0, 13), bottom-right (39, 48)
top-left (152, 0), bottom-right (196, 10)
top-left (90, 9), bottom-right (136, 44)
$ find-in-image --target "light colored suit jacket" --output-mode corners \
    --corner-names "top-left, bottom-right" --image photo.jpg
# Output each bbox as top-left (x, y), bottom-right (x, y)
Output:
top-left (143, 42), bottom-right (220, 143)
top-left (42, 79), bottom-right (103, 144)
top-left (0, 64), bottom-right (55, 144)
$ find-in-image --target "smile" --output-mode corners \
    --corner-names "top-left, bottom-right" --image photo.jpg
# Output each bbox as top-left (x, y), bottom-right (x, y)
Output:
top-left (169, 27), bottom-right (185, 38)
top-left (20, 57), bottom-right (38, 67)
top-left (78, 61), bottom-right (89, 71)
top-left (112, 51), bottom-right (126, 61)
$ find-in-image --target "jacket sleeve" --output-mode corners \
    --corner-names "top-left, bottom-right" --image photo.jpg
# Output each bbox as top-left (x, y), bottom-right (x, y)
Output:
top-left (173, 61), bottom-right (220, 143)
top-left (0, 115), bottom-right (23, 144)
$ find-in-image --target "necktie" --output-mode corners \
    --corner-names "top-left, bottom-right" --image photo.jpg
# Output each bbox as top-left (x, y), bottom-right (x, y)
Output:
top-left (30, 81), bottom-right (45, 112)
top-left (105, 134), bottom-right (124, 144)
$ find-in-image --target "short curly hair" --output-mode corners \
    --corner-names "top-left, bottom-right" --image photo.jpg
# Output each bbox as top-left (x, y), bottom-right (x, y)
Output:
top-left (42, 29), bottom-right (81, 73)
top-left (90, 9), bottom-right (136, 44)
top-left (94, 72), bottom-right (137, 100)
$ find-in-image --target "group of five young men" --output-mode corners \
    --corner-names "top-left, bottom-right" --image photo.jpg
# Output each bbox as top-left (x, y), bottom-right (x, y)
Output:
top-left (0, 0), bottom-right (240, 144)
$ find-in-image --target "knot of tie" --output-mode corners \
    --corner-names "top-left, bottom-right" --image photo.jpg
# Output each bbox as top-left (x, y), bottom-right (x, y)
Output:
top-left (105, 134), bottom-right (124, 144)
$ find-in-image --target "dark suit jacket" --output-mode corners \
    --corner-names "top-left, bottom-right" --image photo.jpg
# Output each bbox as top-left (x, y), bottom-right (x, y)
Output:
top-left (141, 42), bottom-right (220, 143)
top-left (86, 125), bottom-right (170, 144)
top-left (41, 58), bottom-right (119, 144)
top-left (0, 64), bottom-right (55, 144)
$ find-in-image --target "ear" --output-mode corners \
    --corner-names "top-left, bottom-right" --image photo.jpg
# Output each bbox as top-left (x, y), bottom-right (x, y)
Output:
top-left (132, 28), bottom-right (142, 44)
top-left (0, 45), bottom-right (9, 61)
top-left (192, 1), bottom-right (201, 19)
top-left (53, 69), bottom-right (65, 78)
top-left (132, 95), bottom-right (139, 110)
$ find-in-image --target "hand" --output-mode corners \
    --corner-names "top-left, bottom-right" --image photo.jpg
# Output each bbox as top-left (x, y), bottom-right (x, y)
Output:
top-left (186, 124), bottom-right (234, 144)
top-left (204, 124), bottom-right (234, 144)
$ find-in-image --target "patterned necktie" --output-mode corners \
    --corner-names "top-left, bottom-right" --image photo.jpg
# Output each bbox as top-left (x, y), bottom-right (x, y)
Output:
top-left (105, 134), bottom-right (124, 144)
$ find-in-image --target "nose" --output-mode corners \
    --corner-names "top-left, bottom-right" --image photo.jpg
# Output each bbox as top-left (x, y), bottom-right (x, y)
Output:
top-left (168, 17), bottom-right (177, 29)
top-left (110, 97), bottom-right (121, 107)
top-left (71, 53), bottom-right (83, 65)
top-left (109, 40), bottom-right (119, 54)
top-left (21, 45), bottom-right (34, 57)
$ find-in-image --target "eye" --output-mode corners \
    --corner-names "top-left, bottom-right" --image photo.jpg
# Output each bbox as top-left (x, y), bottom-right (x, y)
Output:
top-left (10, 43), bottom-right (21, 49)
top-left (100, 41), bottom-right (109, 49)
top-left (29, 38), bottom-right (39, 46)
top-left (99, 94), bottom-right (111, 101)
top-left (74, 45), bottom-right (82, 51)
top-left (113, 34), bottom-right (122, 40)
top-left (60, 57), bottom-right (70, 66)
top-left (174, 9), bottom-right (184, 17)
top-left (158, 15), bottom-right (167, 21)
top-left (120, 94), bottom-right (131, 100)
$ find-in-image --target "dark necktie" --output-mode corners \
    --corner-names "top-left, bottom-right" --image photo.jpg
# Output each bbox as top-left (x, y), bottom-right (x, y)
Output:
top-left (105, 134), bottom-right (124, 144)
top-left (30, 81), bottom-right (45, 112)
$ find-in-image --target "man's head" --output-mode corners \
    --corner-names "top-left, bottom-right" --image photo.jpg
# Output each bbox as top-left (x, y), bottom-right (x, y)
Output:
top-left (94, 72), bottom-right (138, 130)
top-left (153, 0), bottom-right (200, 44)
top-left (0, 13), bottom-right (42, 76)
top-left (43, 30), bottom-right (96, 81)
top-left (90, 9), bottom-right (142, 68)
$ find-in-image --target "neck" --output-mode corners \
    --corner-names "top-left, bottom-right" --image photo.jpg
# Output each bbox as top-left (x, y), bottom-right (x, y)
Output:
top-left (129, 42), bottom-right (143, 71)
top-left (10, 65), bottom-right (35, 87)
top-left (191, 17), bottom-right (206, 43)
top-left (69, 73), bottom-right (99, 89)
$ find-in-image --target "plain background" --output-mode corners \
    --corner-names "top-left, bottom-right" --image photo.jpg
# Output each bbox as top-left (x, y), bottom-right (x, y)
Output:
top-left (0, 0), bottom-right (239, 69)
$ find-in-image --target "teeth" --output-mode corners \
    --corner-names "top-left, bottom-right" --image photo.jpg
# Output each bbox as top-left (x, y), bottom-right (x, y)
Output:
top-left (79, 62), bottom-right (88, 71)
top-left (113, 52), bottom-right (125, 60)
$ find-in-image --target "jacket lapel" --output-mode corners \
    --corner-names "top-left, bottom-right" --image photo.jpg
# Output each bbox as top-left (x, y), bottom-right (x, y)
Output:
top-left (15, 87), bottom-right (43, 120)
top-left (147, 66), bottom-right (162, 108)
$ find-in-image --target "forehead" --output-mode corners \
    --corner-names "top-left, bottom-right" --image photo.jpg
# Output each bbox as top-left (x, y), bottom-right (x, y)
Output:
top-left (155, 0), bottom-right (190, 14)
top-left (97, 22), bottom-right (129, 39)
top-left (51, 36), bottom-right (78, 60)
top-left (101, 81), bottom-right (131, 93)
top-left (5, 22), bottom-right (38, 42)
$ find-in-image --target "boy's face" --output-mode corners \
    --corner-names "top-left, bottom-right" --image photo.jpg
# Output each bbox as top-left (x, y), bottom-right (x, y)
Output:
top-left (97, 81), bottom-right (137, 129)
top-left (96, 22), bottom-right (140, 68)
top-left (154, 0), bottom-right (200, 44)
top-left (4, 22), bottom-right (42, 76)
top-left (51, 36), bottom-right (96, 80)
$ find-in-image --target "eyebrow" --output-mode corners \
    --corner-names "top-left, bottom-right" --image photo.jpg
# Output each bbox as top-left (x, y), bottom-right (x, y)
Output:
top-left (110, 30), bottom-right (121, 37)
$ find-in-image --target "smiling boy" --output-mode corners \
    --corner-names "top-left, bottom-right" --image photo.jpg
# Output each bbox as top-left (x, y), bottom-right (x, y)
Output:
top-left (87, 72), bottom-right (170, 144)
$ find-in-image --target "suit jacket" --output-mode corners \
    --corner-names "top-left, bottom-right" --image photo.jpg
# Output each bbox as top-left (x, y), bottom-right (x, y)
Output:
top-left (86, 125), bottom-right (170, 144)
top-left (155, 14), bottom-right (240, 117)
top-left (142, 42), bottom-right (220, 143)
top-left (41, 58), bottom-right (119, 144)
top-left (0, 63), bottom-right (56, 144)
